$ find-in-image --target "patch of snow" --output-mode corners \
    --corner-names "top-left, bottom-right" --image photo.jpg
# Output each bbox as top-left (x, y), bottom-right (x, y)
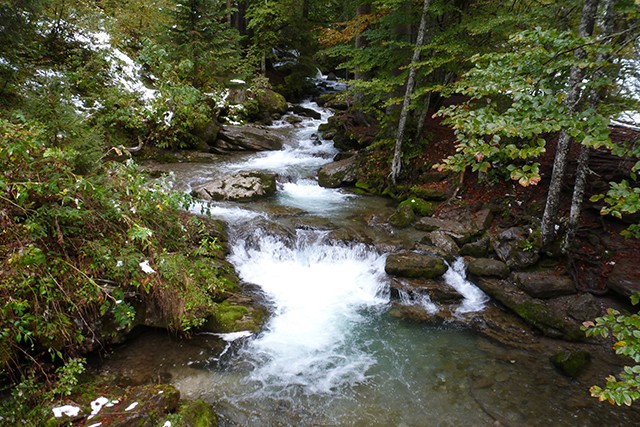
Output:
top-left (52, 405), bottom-right (81, 418)
top-left (230, 79), bottom-right (246, 84)
top-left (139, 260), bottom-right (155, 274)
top-left (125, 402), bottom-right (139, 411)
top-left (163, 421), bottom-right (172, 427)
top-left (88, 397), bottom-right (111, 419)
top-left (87, 423), bottom-right (102, 427)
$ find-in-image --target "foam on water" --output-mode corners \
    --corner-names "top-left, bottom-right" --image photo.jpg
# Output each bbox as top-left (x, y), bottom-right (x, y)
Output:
top-left (229, 228), bottom-right (389, 395)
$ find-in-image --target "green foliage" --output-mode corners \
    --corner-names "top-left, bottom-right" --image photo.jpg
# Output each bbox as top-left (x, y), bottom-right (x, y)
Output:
top-left (583, 295), bottom-right (640, 406)
top-left (0, 118), bottom-right (232, 383)
top-left (435, 27), bottom-right (616, 186)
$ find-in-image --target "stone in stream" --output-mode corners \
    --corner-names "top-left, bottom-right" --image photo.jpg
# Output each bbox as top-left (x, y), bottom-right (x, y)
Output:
top-left (213, 124), bottom-right (286, 152)
top-left (292, 104), bottom-right (322, 119)
top-left (390, 277), bottom-right (463, 304)
top-left (467, 258), bottom-right (510, 279)
top-left (317, 156), bottom-right (358, 188)
top-left (192, 171), bottom-right (277, 202)
top-left (385, 251), bottom-right (448, 279)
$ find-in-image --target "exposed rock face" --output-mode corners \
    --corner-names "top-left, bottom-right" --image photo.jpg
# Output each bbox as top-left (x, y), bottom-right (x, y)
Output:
top-left (213, 125), bottom-right (287, 152)
top-left (193, 171), bottom-right (277, 201)
top-left (606, 260), bottom-right (640, 300)
top-left (513, 271), bottom-right (576, 299)
top-left (385, 251), bottom-right (448, 279)
top-left (474, 277), bottom-right (585, 341)
top-left (317, 157), bottom-right (358, 188)
top-left (492, 227), bottom-right (540, 269)
top-left (467, 258), bottom-right (510, 279)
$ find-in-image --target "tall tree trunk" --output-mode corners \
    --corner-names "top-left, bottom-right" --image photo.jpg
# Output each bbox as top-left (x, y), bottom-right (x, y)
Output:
top-left (562, 0), bottom-right (617, 253)
top-left (539, 0), bottom-right (600, 248)
top-left (389, 0), bottom-right (431, 184)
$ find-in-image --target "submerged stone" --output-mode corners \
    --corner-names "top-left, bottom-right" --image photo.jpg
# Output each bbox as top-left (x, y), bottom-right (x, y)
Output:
top-left (551, 350), bottom-right (591, 378)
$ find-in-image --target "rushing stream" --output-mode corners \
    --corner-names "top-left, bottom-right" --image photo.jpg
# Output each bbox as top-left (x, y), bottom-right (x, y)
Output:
top-left (100, 95), bottom-right (640, 426)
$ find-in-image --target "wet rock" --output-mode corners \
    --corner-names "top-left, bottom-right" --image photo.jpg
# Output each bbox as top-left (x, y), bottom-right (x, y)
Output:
top-left (390, 277), bottom-right (463, 304)
top-left (385, 251), bottom-right (448, 279)
top-left (214, 125), bottom-right (286, 152)
top-left (492, 227), bottom-right (540, 269)
top-left (292, 105), bottom-right (322, 119)
top-left (467, 258), bottom-right (510, 279)
top-left (256, 88), bottom-right (288, 115)
top-left (426, 231), bottom-right (460, 260)
top-left (474, 277), bottom-right (585, 341)
top-left (551, 350), bottom-right (591, 378)
top-left (461, 236), bottom-right (491, 258)
top-left (470, 305), bottom-right (538, 348)
top-left (388, 204), bottom-right (416, 228)
top-left (513, 271), bottom-right (576, 299)
top-left (192, 171), bottom-right (277, 202)
top-left (317, 157), bottom-right (358, 188)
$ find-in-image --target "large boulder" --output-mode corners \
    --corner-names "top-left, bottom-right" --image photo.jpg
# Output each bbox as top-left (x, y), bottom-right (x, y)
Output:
top-left (317, 157), bottom-right (358, 188)
top-left (513, 271), bottom-right (576, 299)
top-left (388, 204), bottom-right (416, 228)
top-left (256, 88), bottom-right (288, 115)
top-left (426, 231), bottom-right (460, 260)
top-left (606, 259), bottom-right (640, 300)
top-left (192, 171), bottom-right (277, 202)
top-left (474, 277), bottom-right (585, 341)
top-left (385, 252), bottom-right (448, 279)
top-left (213, 125), bottom-right (286, 152)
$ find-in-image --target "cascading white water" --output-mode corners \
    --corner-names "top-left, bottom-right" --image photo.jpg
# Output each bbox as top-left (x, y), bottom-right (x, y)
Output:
top-left (229, 228), bottom-right (389, 395)
top-left (444, 257), bottom-right (490, 315)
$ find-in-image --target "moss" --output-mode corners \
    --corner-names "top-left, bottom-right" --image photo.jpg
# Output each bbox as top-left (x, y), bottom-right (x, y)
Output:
top-left (208, 300), bottom-right (264, 333)
top-left (388, 204), bottom-right (416, 228)
top-left (551, 350), bottom-right (591, 378)
top-left (398, 197), bottom-right (436, 217)
top-left (511, 301), bottom-right (584, 342)
top-left (175, 399), bottom-right (218, 427)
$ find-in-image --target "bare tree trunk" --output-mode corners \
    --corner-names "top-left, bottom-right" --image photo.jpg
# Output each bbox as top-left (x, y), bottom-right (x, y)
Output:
top-left (539, 0), bottom-right (600, 248)
top-left (562, 0), bottom-right (617, 253)
top-left (389, 0), bottom-right (431, 184)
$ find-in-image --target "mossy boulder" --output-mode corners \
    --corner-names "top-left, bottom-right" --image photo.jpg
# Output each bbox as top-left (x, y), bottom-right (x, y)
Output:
top-left (207, 299), bottom-right (265, 333)
top-left (385, 252), bottom-right (448, 279)
top-left (388, 204), bottom-right (416, 228)
top-left (461, 236), bottom-right (491, 258)
top-left (551, 350), bottom-right (591, 378)
top-left (255, 88), bottom-right (288, 115)
top-left (398, 197), bottom-right (436, 217)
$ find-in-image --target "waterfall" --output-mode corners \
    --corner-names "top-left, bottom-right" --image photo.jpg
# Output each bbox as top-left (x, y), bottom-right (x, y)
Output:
top-left (229, 227), bottom-right (389, 395)
top-left (444, 257), bottom-right (489, 315)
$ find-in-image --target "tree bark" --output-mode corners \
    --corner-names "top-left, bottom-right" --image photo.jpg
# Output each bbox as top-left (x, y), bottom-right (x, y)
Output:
top-left (389, 0), bottom-right (431, 184)
top-left (562, 0), bottom-right (617, 253)
top-left (354, 3), bottom-right (371, 81)
top-left (539, 0), bottom-right (600, 248)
